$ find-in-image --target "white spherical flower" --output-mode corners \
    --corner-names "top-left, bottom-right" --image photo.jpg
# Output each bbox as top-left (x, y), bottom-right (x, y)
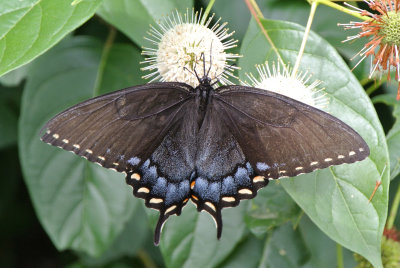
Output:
top-left (244, 62), bottom-right (328, 110)
top-left (142, 10), bottom-right (240, 87)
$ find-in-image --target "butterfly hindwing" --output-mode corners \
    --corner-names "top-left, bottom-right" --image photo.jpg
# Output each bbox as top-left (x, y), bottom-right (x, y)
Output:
top-left (214, 85), bottom-right (370, 179)
top-left (191, 99), bottom-right (269, 238)
top-left (125, 99), bottom-right (199, 245)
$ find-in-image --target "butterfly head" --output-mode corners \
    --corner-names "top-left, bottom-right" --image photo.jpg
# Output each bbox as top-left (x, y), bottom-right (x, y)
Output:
top-left (199, 76), bottom-right (212, 87)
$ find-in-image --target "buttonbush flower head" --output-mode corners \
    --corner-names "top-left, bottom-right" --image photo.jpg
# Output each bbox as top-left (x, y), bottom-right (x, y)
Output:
top-left (339, 0), bottom-right (400, 99)
top-left (141, 10), bottom-right (239, 87)
top-left (243, 62), bottom-right (328, 110)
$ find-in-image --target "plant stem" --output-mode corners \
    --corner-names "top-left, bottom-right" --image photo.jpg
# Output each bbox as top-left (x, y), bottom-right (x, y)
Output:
top-left (292, 1), bottom-right (318, 76)
top-left (71, 0), bottom-right (83, 5)
top-left (201, 0), bottom-right (216, 25)
top-left (336, 244), bottom-right (344, 268)
top-left (360, 77), bottom-right (371, 86)
top-left (137, 249), bottom-right (157, 268)
top-left (243, 0), bottom-right (285, 67)
top-left (309, 0), bottom-right (370, 21)
top-left (93, 26), bottom-right (116, 97)
top-left (366, 78), bottom-right (386, 95)
top-left (387, 183), bottom-right (400, 229)
top-left (248, 0), bottom-right (263, 18)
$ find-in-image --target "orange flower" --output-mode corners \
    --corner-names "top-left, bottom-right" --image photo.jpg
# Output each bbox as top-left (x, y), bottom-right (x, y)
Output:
top-left (340, 0), bottom-right (400, 99)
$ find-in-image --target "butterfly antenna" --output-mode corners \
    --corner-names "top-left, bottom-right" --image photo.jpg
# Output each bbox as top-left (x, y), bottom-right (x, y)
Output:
top-left (201, 52), bottom-right (207, 78)
top-left (212, 63), bottom-right (237, 87)
top-left (191, 59), bottom-right (202, 83)
top-left (211, 78), bottom-right (220, 87)
top-left (193, 67), bottom-right (201, 83)
top-left (184, 66), bottom-right (197, 78)
top-left (206, 40), bottom-right (213, 78)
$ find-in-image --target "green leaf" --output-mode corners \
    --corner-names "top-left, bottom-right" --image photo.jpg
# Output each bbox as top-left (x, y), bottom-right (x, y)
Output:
top-left (374, 85), bottom-right (400, 180)
top-left (372, 93), bottom-right (397, 106)
top-left (245, 181), bottom-right (301, 237)
top-left (258, 223), bottom-right (310, 268)
top-left (239, 19), bottom-right (388, 268)
top-left (0, 64), bottom-right (29, 87)
top-left (0, 147), bottom-right (21, 216)
top-left (210, 0), bottom-right (250, 43)
top-left (97, 0), bottom-right (193, 47)
top-left (387, 104), bottom-right (400, 180)
top-left (300, 216), bottom-right (356, 268)
top-left (218, 234), bottom-right (265, 268)
top-left (150, 202), bottom-right (247, 268)
top-left (19, 36), bottom-right (145, 256)
top-left (78, 202), bottom-right (149, 266)
top-left (0, 84), bottom-right (22, 149)
top-left (0, 0), bottom-right (102, 77)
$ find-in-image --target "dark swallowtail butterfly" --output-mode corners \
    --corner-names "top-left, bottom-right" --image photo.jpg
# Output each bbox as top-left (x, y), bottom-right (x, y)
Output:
top-left (41, 68), bottom-right (370, 245)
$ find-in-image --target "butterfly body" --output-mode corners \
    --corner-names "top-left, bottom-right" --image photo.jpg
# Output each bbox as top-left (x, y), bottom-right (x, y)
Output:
top-left (41, 79), bottom-right (369, 245)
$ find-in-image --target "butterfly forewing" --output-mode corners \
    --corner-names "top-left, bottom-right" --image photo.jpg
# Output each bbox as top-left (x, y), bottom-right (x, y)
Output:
top-left (41, 82), bottom-right (194, 172)
top-left (214, 85), bottom-right (369, 179)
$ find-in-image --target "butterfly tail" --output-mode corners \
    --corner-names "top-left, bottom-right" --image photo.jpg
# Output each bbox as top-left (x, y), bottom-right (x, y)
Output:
top-left (216, 208), bottom-right (223, 240)
top-left (154, 212), bottom-right (168, 246)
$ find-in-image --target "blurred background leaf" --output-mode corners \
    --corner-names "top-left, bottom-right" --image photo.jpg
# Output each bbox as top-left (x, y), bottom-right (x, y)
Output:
top-left (97, 0), bottom-right (193, 47)
top-left (0, 84), bottom-right (21, 149)
top-left (245, 181), bottom-right (301, 238)
top-left (258, 223), bottom-right (309, 268)
top-left (0, 0), bottom-right (102, 77)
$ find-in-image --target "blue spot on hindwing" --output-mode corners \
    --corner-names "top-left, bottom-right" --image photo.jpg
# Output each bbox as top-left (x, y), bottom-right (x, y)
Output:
top-left (178, 181), bottom-right (190, 200)
top-left (142, 165), bottom-right (158, 185)
top-left (194, 177), bottom-right (208, 200)
top-left (127, 157), bottom-right (141, 166)
top-left (246, 162), bottom-right (253, 173)
top-left (205, 182), bottom-right (221, 203)
top-left (222, 176), bottom-right (236, 195)
top-left (257, 162), bottom-right (270, 171)
top-left (165, 184), bottom-right (177, 205)
top-left (152, 177), bottom-right (167, 196)
top-left (234, 167), bottom-right (251, 186)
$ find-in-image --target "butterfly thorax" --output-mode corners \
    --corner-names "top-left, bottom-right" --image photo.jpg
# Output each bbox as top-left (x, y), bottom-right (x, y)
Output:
top-left (195, 77), bottom-right (214, 128)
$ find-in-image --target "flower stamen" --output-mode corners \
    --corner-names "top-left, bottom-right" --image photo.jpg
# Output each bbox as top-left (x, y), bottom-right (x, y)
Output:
top-left (243, 62), bottom-right (328, 110)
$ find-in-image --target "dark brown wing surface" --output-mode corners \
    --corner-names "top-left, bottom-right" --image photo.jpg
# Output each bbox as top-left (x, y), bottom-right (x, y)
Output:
top-left (214, 85), bottom-right (369, 180)
top-left (41, 82), bottom-right (194, 172)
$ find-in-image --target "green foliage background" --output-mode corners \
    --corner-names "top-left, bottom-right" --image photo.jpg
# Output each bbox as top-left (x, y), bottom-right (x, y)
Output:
top-left (0, 0), bottom-right (399, 267)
